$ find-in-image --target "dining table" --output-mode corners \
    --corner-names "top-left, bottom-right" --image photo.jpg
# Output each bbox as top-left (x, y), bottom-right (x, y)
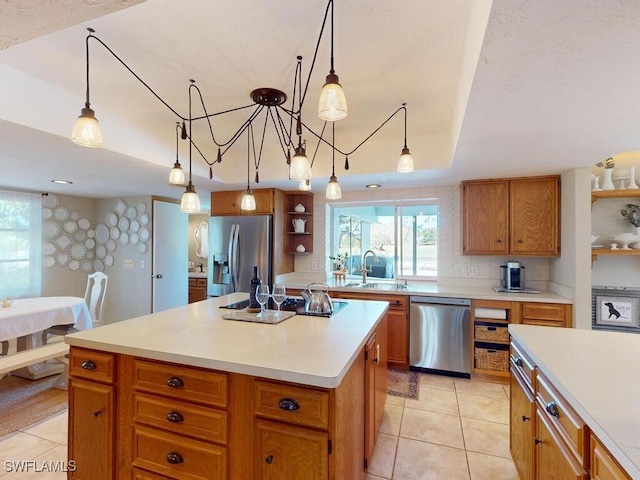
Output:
top-left (0, 296), bottom-right (92, 379)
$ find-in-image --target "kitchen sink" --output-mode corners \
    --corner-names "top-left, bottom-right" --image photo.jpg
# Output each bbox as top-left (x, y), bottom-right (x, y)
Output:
top-left (343, 282), bottom-right (362, 287)
top-left (359, 282), bottom-right (409, 291)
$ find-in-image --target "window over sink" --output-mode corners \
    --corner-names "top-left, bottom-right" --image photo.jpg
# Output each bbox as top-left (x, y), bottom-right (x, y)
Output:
top-left (330, 201), bottom-right (438, 279)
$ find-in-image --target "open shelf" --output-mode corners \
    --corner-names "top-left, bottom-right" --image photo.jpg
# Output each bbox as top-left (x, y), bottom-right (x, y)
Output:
top-left (591, 189), bottom-right (640, 203)
top-left (592, 248), bottom-right (640, 262)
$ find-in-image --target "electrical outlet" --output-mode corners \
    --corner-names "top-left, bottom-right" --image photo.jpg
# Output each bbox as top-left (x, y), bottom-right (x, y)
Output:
top-left (469, 265), bottom-right (479, 277)
top-left (311, 261), bottom-right (319, 271)
top-left (140, 260), bottom-right (145, 269)
top-left (454, 264), bottom-right (467, 276)
top-left (124, 259), bottom-right (134, 268)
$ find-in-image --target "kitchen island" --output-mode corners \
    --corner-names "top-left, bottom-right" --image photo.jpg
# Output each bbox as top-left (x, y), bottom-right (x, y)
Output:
top-left (65, 293), bottom-right (389, 479)
top-left (509, 324), bottom-right (640, 479)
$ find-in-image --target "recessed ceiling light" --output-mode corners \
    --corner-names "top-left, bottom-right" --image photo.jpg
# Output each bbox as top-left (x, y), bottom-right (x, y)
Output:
top-left (366, 184), bottom-right (381, 189)
top-left (51, 180), bottom-right (73, 185)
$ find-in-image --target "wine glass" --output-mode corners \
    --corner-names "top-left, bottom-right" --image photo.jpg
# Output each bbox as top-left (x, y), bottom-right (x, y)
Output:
top-left (257, 285), bottom-right (270, 317)
top-left (272, 284), bottom-right (286, 316)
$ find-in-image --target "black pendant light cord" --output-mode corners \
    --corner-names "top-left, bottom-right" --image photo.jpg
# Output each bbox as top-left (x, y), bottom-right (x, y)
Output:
top-left (331, 122), bottom-right (336, 176)
top-left (188, 80), bottom-right (194, 186)
top-left (84, 29), bottom-right (93, 109)
top-left (330, 0), bottom-right (335, 75)
top-left (403, 103), bottom-right (408, 149)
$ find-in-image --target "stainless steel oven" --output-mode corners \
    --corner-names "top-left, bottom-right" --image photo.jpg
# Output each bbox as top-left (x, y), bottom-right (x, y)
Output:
top-left (409, 296), bottom-right (471, 377)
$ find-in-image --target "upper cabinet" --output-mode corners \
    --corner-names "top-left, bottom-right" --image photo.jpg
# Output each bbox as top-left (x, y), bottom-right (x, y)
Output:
top-left (462, 175), bottom-right (560, 256)
top-left (210, 189), bottom-right (275, 216)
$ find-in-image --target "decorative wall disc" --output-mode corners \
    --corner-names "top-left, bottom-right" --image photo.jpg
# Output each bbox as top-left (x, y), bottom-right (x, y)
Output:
top-left (69, 211), bottom-right (80, 221)
top-left (68, 260), bottom-right (80, 271)
top-left (53, 207), bottom-right (69, 221)
top-left (44, 221), bottom-right (60, 239)
top-left (70, 243), bottom-right (87, 259)
top-left (114, 198), bottom-right (127, 216)
top-left (118, 217), bottom-right (130, 232)
top-left (56, 253), bottom-right (69, 266)
top-left (43, 243), bottom-right (56, 256)
top-left (43, 256), bottom-right (55, 267)
top-left (105, 239), bottom-right (116, 252)
top-left (63, 220), bottom-right (78, 234)
top-left (93, 259), bottom-right (104, 272)
top-left (78, 218), bottom-right (90, 230)
top-left (55, 234), bottom-right (73, 250)
top-left (42, 208), bottom-right (52, 219)
top-left (81, 261), bottom-right (92, 272)
top-left (42, 194), bottom-right (59, 208)
top-left (95, 224), bottom-right (109, 244)
top-left (110, 226), bottom-right (120, 240)
top-left (106, 212), bottom-right (118, 227)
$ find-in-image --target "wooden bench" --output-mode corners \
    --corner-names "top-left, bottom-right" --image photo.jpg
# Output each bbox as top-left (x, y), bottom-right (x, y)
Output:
top-left (0, 342), bottom-right (69, 388)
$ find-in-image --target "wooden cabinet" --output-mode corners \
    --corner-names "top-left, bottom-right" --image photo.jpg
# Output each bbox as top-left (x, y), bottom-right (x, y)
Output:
top-left (283, 191), bottom-right (314, 254)
top-left (471, 299), bottom-right (515, 379)
top-left (188, 277), bottom-right (207, 303)
top-left (510, 349), bottom-right (535, 480)
top-left (591, 434), bottom-right (632, 480)
top-left (334, 292), bottom-right (408, 369)
top-left (462, 175), bottom-right (560, 256)
top-left (364, 318), bottom-right (388, 468)
top-left (520, 302), bottom-right (572, 328)
top-left (68, 348), bottom-right (116, 480)
top-left (211, 189), bottom-right (275, 216)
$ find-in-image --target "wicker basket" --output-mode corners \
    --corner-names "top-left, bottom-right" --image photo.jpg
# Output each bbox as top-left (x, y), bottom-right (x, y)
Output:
top-left (475, 346), bottom-right (509, 372)
top-left (475, 324), bottom-right (509, 342)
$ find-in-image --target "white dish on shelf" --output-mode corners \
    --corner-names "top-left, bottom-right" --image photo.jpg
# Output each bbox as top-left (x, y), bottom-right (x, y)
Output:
top-left (610, 233), bottom-right (639, 249)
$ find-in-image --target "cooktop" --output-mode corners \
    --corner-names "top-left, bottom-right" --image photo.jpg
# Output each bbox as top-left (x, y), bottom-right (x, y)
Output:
top-left (219, 297), bottom-right (348, 317)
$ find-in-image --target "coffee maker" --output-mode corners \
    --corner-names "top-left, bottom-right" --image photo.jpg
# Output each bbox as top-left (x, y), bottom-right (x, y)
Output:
top-left (500, 261), bottom-right (525, 290)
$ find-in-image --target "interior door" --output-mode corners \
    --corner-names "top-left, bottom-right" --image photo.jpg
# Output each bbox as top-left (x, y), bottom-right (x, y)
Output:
top-left (152, 200), bottom-right (188, 312)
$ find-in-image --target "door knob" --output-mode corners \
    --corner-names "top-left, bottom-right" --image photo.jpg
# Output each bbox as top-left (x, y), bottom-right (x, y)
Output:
top-left (153, 274), bottom-right (163, 279)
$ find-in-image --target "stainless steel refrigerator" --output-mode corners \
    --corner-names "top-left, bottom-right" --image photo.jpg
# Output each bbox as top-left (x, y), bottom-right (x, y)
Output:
top-left (207, 215), bottom-right (272, 297)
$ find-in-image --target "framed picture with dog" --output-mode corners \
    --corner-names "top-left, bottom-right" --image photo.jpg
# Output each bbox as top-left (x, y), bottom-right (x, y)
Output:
top-left (595, 295), bottom-right (638, 328)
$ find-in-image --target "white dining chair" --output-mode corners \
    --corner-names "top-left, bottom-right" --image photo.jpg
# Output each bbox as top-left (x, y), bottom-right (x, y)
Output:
top-left (42, 272), bottom-right (108, 344)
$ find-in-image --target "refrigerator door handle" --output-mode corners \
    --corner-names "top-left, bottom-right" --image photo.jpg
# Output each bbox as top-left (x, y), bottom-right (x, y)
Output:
top-left (227, 224), bottom-right (237, 292)
top-left (232, 223), bottom-right (240, 291)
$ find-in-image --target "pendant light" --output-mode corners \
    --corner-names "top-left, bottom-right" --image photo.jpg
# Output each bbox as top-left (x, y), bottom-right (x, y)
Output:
top-left (299, 179), bottom-right (311, 191)
top-left (169, 122), bottom-right (186, 185)
top-left (241, 127), bottom-right (256, 211)
top-left (326, 123), bottom-right (342, 199)
top-left (318, 0), bottom-right (347, 122)
top-left (397, 103), bottom-right (414, 173)
top-left (71, 28), bottom-right (103, 147)
top-left (180, 81), bottom-right (201, 213)
top-left (290, 115), bottom-right (312, 180)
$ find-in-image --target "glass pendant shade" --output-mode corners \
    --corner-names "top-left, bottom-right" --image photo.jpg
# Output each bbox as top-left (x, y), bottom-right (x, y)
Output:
top-left (169, 162), bottom-right (186, 185)
top-left (71, 107), bottom-right (103, 147)
top-left (325, 175), bottom-right (342, 200)
top-left (290, 146), bottom-right (312, 180)
top-left (241, 188), bottom-right (257, 211)
top-left (180, 183), bottom-right (201, 213)
top-left (299, 179), bottom-right (311, 191)
top-left (318, 73), bottom-right (347, 121)
top-left (397, 147), bottom-right (414, 173)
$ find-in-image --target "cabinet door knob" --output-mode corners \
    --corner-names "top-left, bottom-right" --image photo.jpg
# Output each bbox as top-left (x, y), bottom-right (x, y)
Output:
top-left (81, 360), bottom-right (96, 370)
top-left (166, 376), bottom-right (184, 388)
top-left (522, 415), bottom-right (530, 422)
top-left (166, 411), bottom-right (184, 423)
top-left (514, 357), bottom-right (523, 367)
top-left (166, 452), bottom-right (184, 464)
top-left (374, 344), bottom-right (380, 364)
top-left (93, 410), bottom-right (102, 417)
top-left (534, 438), bottom-right (543, 445)
top-left (545, 402), bottom-right (559, 417)
top-left (278, 398), bottom-right (300, 411)
top-left (265, 455), bottom-right (274, 464)
top-left (497, 239), bottom-right (502, 243)
top-left (518, 239), bottom-right (523, 243)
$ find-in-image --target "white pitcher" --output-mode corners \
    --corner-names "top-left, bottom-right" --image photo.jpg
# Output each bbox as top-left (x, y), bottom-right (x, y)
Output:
top-left (292, 218), bottom-right (306, 233)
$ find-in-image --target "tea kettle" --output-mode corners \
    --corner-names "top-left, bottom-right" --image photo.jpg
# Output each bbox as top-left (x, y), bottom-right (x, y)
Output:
top-left (292, 218), bottom-right (307, 233)
top-left (300, 283), bottom-right (333, 315)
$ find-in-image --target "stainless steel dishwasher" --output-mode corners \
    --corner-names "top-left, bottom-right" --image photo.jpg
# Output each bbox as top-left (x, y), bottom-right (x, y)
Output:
top-left (409, 296), bottom-right (471, 377)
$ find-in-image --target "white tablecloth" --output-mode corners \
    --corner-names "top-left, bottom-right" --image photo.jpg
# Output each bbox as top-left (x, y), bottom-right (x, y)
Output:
top-left (0, 296), bottom-right (91, 343)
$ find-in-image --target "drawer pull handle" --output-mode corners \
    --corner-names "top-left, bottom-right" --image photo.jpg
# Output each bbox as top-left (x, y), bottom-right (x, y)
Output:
top-left (81, 360), bottom-right (96, 370)
top-left (93, 410), bottom-right (102, 417)
top-left (534, 438), bottom-right (543, 445)
top-left (546, 402), bottom-right (559, 417)
top-left (265, 455), bottom-right (274, 464)
top-left (374, 344), bottom-right (380, 364)
top-left (166, 411), bottom-right (184, 423)
top-left (521, 415), bottom-right (530, 422)
top-left (487, 326), bottom-right (497, 331)
top-left (278, 398), bottom-right (300, 411)
top-left (166, 452), bottom-right (183, 464)
top-left (166, 376), bottom-right (184, 388)
top-left (514, 357), bottom-right (523, 367)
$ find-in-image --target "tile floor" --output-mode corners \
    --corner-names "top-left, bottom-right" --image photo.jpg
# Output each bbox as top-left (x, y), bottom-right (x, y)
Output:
top-left (0, 373), bottom-right (518, 479)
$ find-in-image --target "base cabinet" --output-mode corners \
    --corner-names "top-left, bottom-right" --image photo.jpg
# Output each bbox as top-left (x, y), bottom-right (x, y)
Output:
top-left (510, 367), bottom-right (534, 480)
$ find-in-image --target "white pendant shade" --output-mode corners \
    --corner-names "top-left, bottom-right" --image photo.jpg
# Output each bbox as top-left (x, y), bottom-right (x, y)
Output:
top-left (169, 162), bottom-right (186, 185)
top-left (290, 148), bottom-right (312, 180)
top-left (241, 189), bottom-right (256, 210)
top-left (180, 184), bottom-right (201, 213)
top-left (318, 77), bottom-right (347, 122)
top-left (397, 147), bottom-right (414, 173)
top-left (299, 179), bottom-right (311, 191)
top-left (325, 175), bottom-right (342, 200)
top-left (71, 107), bottom-right (102, 148)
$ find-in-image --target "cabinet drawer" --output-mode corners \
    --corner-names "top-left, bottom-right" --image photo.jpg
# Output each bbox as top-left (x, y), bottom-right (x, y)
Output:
top-left (133, 359), bottom-right (228, 408)
top-left (591, 433), bottom-right (631, 480)
top-left (132, 425), bottom-right (226, 480)
top-left (188, 277), bottom-right (207, 287)
top-left (521, 302), bottom-right (567, 327)
top-left (510, 342), bottom-right (535, 390)
top-left (338, 292), bottom-right (407, 311)
top-left (69, 347), bottom-right (116, 384)
top-left (536, 373), bottom-right (588, 465)
top-left (253, 380), bottom-right (330, 429)
top-left (133, 392), bottom-right (228, 444)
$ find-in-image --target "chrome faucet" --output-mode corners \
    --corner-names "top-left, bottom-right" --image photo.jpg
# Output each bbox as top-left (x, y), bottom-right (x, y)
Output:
top-left (360, 250), bottom-right (378, 284)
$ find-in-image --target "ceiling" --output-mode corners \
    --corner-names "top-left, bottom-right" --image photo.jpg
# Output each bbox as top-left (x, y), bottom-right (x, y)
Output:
top-left (1, 0), bottom-right (640, 211)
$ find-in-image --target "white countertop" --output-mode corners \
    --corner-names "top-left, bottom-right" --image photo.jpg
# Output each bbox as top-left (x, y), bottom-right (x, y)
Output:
top-left (188, 272), bottom-right (207, 278)
top-left (65, 293), bottom-right (388, 388)
top-left (509, 325), bottom-right (640, 478)
top-left (283, 278), bottom-right (572, 304)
